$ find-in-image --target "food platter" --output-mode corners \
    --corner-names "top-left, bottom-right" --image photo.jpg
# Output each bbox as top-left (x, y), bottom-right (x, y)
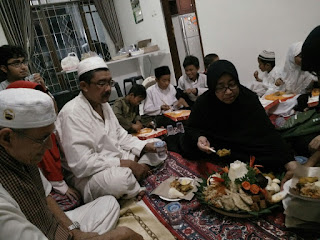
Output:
top-left (208, 205), bottom-right (254, 218)
top-left (288, 188), bottom-right (320, 202)
top-left (197, 159), bottom-right (282, 218)
top-left (159, 177), bottom-right (195, 201)
top-left (288, 184), bottom-right (320, 202)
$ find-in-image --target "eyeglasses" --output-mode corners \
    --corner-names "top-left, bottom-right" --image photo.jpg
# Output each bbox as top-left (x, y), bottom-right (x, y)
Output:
top-left (215, 82), bottom-right (238, 93)
top-left (90, 80), bottom-right (115, 88)
top-left (13, 130), bottom-right (51, 146)
top-left (7, 60), bottom-right (29, 68)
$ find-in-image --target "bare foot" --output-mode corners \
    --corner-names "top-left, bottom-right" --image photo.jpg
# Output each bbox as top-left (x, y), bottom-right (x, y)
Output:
top-left (136, 190), bottom-right (145, 201)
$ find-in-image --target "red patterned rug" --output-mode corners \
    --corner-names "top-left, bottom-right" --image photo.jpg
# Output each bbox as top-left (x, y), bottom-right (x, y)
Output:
top-left (142, 152), bottom-right (316, 240)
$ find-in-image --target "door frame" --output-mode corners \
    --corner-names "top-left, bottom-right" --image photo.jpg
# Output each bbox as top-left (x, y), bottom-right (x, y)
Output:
top-left (160, 0), bottom-right (204, 82)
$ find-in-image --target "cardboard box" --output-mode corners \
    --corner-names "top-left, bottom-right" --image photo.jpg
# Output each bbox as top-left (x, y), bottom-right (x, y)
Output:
top-left (259, 98), bottom-right (280, 111)
top-left (164, 110), bottom-right (191, 122)
top-left (132, 128), bottom-right (167, 140)
top-left (308, 95), bottom-right (319, 108)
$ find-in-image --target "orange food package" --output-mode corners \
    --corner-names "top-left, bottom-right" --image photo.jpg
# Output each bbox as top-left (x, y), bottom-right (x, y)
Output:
top-left (312, 88), bottom-right (320, 97)
top-left (264, 91), bottom-right (294, 101)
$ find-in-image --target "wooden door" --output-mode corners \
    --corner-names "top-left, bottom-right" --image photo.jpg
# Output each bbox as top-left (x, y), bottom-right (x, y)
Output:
top-left (176, 0), bottom-right (195, 15)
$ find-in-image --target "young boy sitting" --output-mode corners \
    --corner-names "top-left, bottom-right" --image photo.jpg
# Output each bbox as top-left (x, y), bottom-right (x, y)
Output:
top-left (143, 66), bottom-right (188, 127)
top-left (113, 84), bottom-right (146, 133)
top-left (177, 55), bottom-right (208, 106)
top-left (250, 50), bottom-right (284, 97)
top-left (204, 53), bottom-right (220, 74)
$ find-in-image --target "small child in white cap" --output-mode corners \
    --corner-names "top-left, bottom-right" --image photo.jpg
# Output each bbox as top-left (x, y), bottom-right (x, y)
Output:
top-left (250, 50), bottom-right (284, 97)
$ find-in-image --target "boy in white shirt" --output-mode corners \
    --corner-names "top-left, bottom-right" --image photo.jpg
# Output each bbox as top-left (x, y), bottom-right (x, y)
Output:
top-left (177, 55), bottom-right (207, 106)
top-left (250, 50), bottom-right (284, 97)
top-left (143, 66), bottom-right (188, 127)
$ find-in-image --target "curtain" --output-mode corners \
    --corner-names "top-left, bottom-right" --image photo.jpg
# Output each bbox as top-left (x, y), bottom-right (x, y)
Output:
top-left (0, 0), bottom-right (34, 58)
top-left (93, 0), bottom-right (124, 51)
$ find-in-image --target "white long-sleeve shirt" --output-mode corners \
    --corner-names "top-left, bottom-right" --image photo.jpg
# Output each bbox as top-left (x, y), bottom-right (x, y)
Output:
top-left (56, 92), bottom-right (147, 180)
top-left (0, 183), bottom-right (48, 240)
top-left (144, 84), bottom-right (177, 116)
top-left (177, 73), bottom-right (207, 102)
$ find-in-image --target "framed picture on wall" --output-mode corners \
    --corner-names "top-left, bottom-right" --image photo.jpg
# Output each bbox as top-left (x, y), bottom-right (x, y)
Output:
top-left (130, 0), bottom-right (143, 24)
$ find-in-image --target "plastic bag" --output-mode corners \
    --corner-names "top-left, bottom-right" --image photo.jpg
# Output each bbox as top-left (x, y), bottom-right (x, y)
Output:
top-left (61, 52), bottom-right (80, 71)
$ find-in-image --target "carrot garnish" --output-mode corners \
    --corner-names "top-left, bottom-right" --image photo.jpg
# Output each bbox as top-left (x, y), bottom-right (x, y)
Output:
top-left (241, 181), bottom-right (251, 191)
top-left (250, 184), bottom-right (260, 194)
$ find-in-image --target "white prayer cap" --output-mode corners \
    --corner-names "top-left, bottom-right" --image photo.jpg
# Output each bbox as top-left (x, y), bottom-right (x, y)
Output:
top-left (77, 56), bottom-right (108, 77)
top-left (0, 88), bottom-right (56, 129)
top-left (258, 50), bottom-right (275, 61)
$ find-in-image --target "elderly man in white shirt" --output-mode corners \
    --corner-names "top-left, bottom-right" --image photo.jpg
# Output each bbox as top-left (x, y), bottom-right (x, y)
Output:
top-left (0, 88), bottom-right (142, 240)
top-left (56, 57), bottom-right (162, 203)
top-left (0, 183), bottom-right (48, 240)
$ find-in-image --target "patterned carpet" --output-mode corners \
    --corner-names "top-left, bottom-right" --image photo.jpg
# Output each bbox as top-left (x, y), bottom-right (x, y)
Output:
top-left (142, 152), bottom-right (315, 240)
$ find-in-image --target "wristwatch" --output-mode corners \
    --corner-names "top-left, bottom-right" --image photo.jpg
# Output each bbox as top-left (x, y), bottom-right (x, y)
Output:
top-left (68, 221), bottom-right (80, 231)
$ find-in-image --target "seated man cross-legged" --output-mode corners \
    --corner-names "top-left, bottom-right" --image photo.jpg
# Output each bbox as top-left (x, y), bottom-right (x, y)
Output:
top-left (0, 88), bottom-right (142, 240)
top-left (56, 56), bottom-right (163, 203)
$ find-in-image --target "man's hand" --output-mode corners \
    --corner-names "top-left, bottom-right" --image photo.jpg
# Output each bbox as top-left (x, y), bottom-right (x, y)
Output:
top-left (309, 135), bottom-right (320, 152)
top-left (131, 123), bottom-right (143, 133)
top-left (71, 229), bottom-right (99, 240)
top-left (197, 136), bottom-right (212, 154)
top-left (280, 161), bottom-right (298, 189)
top-left (191, 88), bottom-right (197, 95)
top-left (73, 226), bottom-right (144, 240)
top-left (184, 88), bottom-right (197, 95)
top-left (275, 78), bottom-right (284, 86)
top-left (33, 73), bottom-right (47, 90)
top-left (161, 104), bottom-right (171, 111)
top-left (104, 226), bottom-right (144, 240)
top-left (65, 187), bottom-right (81, 201)
top-left (177, 98), bottom-right (189, 108)
top-left (143, 142), bottom-right (157, 153)
top-left (120, 160), bottom-right (149, 181)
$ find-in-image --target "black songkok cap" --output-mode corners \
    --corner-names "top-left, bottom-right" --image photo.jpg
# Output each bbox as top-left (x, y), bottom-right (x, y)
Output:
top-left (154, 66), bottom-right (171, 79)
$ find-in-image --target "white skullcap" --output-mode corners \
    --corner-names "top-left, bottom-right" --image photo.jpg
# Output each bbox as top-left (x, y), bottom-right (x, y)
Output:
top-left (0, 88), bottom-right (56, 129)
top-left (77, 56), bottom-right (108, 77)
top-left (258, 50), bottom-right (275, 61)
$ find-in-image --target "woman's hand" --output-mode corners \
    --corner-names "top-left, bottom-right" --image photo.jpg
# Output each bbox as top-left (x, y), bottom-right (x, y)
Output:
top-left (197, 136), bottom-right (213, 154)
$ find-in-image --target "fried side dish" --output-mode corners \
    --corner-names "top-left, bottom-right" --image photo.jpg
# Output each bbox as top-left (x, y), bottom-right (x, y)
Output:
top-left (217, 149), bottom-right (231, 157)
top-left (138, 128), bottom-right (153, 134)
top-left (296, 177), bottom-right (320, 199)
top-left (312, 88), bottom-right (320, 97)
top-left (170, 179), bottom-right (193, 195)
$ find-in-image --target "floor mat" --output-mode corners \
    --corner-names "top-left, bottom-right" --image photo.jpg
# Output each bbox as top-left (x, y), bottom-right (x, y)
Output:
top-left (118, 199), bottom-right (176, 240)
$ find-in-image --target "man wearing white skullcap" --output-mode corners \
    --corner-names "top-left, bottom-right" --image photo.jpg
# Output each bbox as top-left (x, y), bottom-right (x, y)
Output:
top-left (0, 88), bottom-right (142, 240)
top-left (56, 57), bottom-right (163, 202)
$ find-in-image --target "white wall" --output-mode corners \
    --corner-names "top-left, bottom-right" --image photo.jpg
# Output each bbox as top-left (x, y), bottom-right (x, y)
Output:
top-left (113, 0), bottom-right (176, 84)
top-left (114, 0), bottom-right (169, 52)
top-left (195, 0), bottom-right (320, 87)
